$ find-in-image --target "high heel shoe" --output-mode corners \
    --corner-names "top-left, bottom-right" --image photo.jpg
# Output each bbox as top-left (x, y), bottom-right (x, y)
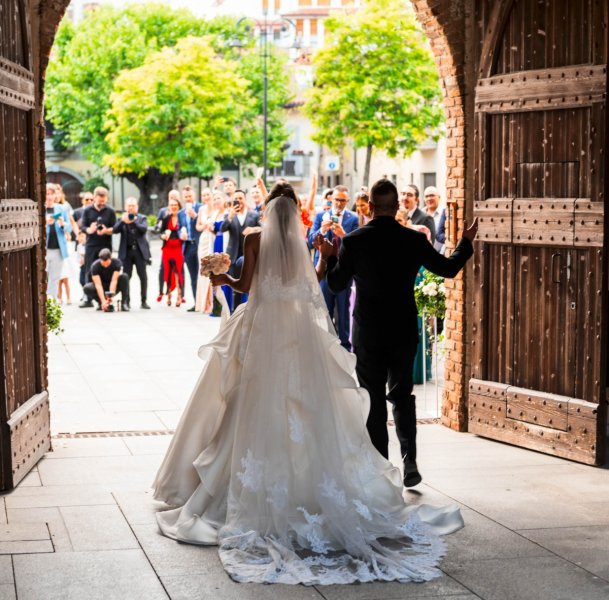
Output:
top-left (176, 293), bottom-right (182, 307)
top-left (157, 294), bottom-right (163, 303)
top-left (167, 295), bottom-right (172, 307)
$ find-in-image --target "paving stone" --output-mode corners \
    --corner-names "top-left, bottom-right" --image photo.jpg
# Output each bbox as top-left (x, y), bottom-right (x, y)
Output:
top-left (161, 573), bottom-right (323, 600)
top-left (0, 540), bottom-right (54, 554)
top-left (0, 523), bottom-right (49, 542)
top-left (518, 525), bottom-right (609, 580)
top-left (112, 490), bottom-right (166, 526)
top-left (37, 455), bottom-right (160, 486)
top-left (45, 438), bottom-right (130, 459)
top-left (6, 507), bottom-right (73, 553)
top-left (444, 556), bottom-right (609, 600)
top-left (442, 509), bottom-right (551, 565)
top-left (0, 584), bottom-right (16, 599)
top-left (5, 484), bottom-right (116, 509)
top-left (122, 435), bottom-right (172, 456)
top-left (59, 505), bottom-right (139, 551)
top-left (18, 470), bottom-right (42, 487)
top-left (13, 549), bottom-right (167, 600)
top-left (320, 574), bottom-right (470, 599)
top-left (0, 556), bottom-right (13, 584)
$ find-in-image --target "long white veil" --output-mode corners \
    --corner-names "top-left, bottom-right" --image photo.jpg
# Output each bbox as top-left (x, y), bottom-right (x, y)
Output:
top-left (154, 194), bottom-right (459, 585)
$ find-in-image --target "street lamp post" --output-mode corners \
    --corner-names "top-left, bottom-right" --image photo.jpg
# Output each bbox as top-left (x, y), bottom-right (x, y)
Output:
top-left (231, 13), bottom-right (298, 185)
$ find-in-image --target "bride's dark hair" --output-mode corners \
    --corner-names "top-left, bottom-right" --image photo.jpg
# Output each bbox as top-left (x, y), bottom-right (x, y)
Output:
top-left (265, 179), bottom-right (299, 206)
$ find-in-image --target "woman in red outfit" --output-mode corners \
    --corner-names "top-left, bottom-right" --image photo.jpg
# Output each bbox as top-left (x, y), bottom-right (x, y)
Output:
top-left (159, 197), bottom-right (186, 306)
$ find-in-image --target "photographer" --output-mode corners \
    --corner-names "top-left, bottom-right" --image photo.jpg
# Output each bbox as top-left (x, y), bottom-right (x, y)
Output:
top-left (82, 249), bottom-right (129, 312)
top-left (113, 197), bottom-right (151, 310)
top-left (80, 187), bottom-right (116, 302)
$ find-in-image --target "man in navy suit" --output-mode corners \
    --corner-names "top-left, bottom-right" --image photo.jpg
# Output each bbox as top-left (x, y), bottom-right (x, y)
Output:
top-left (113, 197), bottom-right (151, 310)
top-left (309, 185), bottom-right (359, 350)
top-left (178, 185), bottom-right (202, 311)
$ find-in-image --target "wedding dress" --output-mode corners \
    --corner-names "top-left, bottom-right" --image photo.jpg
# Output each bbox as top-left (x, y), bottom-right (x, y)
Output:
top-left (153, 195), bottom-right (463, 585)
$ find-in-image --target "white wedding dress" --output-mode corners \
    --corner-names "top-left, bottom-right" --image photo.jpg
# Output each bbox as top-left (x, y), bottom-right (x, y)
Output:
top-left (153, 196), bottom-right (463, 585)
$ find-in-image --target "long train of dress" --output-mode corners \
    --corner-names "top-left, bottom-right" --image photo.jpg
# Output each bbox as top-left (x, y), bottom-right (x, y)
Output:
top-left (152, 196), bottom-right (463, 585)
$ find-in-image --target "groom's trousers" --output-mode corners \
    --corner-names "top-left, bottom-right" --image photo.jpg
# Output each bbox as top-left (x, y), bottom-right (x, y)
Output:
top-left (354, 338), bottom-right (418, 463)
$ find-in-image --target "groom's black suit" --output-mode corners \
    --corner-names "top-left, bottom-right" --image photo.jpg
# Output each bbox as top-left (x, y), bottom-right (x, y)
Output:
top-left (327, 216), bottom-right (473, 463)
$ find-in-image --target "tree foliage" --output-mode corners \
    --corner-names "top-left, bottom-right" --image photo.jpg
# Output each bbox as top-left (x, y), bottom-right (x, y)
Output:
top-left (305, 0), bottom-right (444, 182)
top-left (105, 37), bottom-right (250, 179)
top-left (45, 4), bottom-right (291, 209)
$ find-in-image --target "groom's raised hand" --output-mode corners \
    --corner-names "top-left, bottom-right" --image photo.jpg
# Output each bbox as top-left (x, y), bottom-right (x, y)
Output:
top-left (462, 217), bottom-right (478, 242)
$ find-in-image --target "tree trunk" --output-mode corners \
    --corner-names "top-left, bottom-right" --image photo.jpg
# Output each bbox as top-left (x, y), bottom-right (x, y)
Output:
top-left (172, 163), bottom-right (180, 191)
top-left (363, 144), bottom-right (373, 188)
top-left (124, 168), bottom-right (174, 215)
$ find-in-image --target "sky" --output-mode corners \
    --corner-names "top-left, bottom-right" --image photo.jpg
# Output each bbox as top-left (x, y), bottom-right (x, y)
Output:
top-left (104, 0), bottom-right (252, 17)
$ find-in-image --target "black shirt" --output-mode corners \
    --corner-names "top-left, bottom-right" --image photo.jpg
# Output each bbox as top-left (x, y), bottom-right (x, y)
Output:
top-left (90, 258), bottom-right (122, 290)
top-left (82, 205), bottom-right (117, 248)
top-left (46, 208), bottom-right (60, 250)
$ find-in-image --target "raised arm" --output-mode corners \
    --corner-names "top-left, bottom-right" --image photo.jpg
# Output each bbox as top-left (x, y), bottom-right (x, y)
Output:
top-left (209, 233), bottom-right (260, 293)
top-left (306, 173), bottom-right (317, 213)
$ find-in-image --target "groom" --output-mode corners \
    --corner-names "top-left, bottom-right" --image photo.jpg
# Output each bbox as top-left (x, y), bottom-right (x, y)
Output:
top-left (326, 178), bottom-right (477, 487)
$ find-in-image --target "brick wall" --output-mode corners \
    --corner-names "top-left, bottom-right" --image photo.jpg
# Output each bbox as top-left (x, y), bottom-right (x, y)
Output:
top-left (410, 0), bottom-right (473, 431)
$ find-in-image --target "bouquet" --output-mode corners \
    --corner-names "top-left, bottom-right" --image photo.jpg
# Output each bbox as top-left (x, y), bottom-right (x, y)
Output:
top-left (414, 270), bottom-right (446, 319)
top-left (200, 252), bottom-right (231, 277)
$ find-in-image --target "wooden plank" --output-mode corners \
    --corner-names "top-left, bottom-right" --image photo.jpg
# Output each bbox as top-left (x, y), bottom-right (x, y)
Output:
top-left (474, 199), bottom-right (512, 243)
top-left (0, 199), bottom-right (39, 252)
top-left (478, 0), bottom-right (517, 78)
top-left (476, 65), bottom-right (607, 113)
top-left (574, 200), bottom-right (603, 247)
top-left (506, 386), bottom-right (568, 430)
top-left (512, 199), bottom-right (574, 246)
top-left (7, 391), bottom-right (51, 489)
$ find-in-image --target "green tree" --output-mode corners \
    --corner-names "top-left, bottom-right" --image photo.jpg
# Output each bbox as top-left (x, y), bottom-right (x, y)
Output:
top-left (45, 4), bottom-right (287, 212)
top-left (105, 37), bottom-right (251, 189)
top-left (305, 0), bottom-right (444, 184)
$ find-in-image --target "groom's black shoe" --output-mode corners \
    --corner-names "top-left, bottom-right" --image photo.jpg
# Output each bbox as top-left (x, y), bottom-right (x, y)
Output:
top-left (403, 460), bottom-right (422, 488)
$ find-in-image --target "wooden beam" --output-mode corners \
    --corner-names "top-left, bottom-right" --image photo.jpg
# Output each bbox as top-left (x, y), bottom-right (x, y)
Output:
top-left (0, 57), bottom-right (35, 111)
top-left (478, 0), bottom-right (516, 79)
top-left (476, 65), bottom-right (607, 114)
top-left (0, 199), bottom-right (39, 252)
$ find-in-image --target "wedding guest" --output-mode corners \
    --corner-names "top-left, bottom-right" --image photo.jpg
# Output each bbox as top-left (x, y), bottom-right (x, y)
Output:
top-left (76, 231), bottom-right (86, 289)
top-left (194, 193), bottom-right (220, 314)
top-left (80, 186), bottom-right (116, 298)
top-left (308, 185), bottom-right (359, 350)
top-left (73, 191), bottom-right (93, 230)
top-left (300, 173), bottom-right (317, 237)
top-left (355, 190), bottom-right (371, 227)
top-left (401, 184), bottom-right (436, 243)
top-left (82, 248), bottom-right (129, 312)
top-left (249, 185), bottom-right (264, 213)
top-left (53, 184), bottom-right (78, 304)
top-left (159, 197), bottom-right (186, 306)
top-left (200, 187), bottom-right (213, 217)
top-left (215, 176), bottom-right (237, 204)
top-left (45, 184), bottom-right (72, 299)
top-left (179, 185), bottom-right (202, 310)
top-left (424, 186), bottom-right (445, 252)
top-left (156, 189), bottom-right (180, 302)
top-left (113, 197), bottom-right (151, 310)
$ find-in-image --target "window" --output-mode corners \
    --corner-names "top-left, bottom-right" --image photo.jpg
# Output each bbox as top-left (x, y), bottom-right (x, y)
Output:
top-left (310, 19), bottom-right (318, 36)
top-left (422, 172), bottom-right (436, 190)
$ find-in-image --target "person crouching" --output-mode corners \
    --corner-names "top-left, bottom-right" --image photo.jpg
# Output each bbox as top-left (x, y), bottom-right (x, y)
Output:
top-left (82, 248), bottom-right (130, 312)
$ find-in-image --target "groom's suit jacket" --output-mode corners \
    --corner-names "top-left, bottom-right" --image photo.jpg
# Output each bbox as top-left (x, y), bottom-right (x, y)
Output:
top-left (326, 216), bottom-right (473, 349)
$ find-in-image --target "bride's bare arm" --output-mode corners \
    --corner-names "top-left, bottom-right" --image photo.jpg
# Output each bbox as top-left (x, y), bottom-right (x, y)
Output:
top-left (209, 233), bottom-right (260, 293)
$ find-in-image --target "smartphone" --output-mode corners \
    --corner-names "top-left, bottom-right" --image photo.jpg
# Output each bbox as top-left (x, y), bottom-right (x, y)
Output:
top-left (232, 200), bottom-right (240, 207)
top-left (222, 177), bottom-right (229, 183)
top-left (331, 216), bottom-right (340, 224)
top-left (255, 167), bottom-right (264, 179)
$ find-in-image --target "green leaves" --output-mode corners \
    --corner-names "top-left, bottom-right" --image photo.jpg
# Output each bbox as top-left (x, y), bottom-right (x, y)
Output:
top-left (305, 0), bottom-right (444, 172)
top-left (104, 37), bottom-right (250, 178)
top-left (45, 4), bottom-right (290, 184)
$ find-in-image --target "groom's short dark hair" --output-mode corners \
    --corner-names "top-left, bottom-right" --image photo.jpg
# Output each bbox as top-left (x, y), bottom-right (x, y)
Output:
top-left (370, 178), bottom-right (399, 211)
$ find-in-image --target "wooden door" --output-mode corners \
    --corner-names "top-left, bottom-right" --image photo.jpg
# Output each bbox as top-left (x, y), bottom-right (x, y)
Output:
top-left (0, 0), bottom-right (51, 490)
top-left (469, 0), bottom-right (608, 465)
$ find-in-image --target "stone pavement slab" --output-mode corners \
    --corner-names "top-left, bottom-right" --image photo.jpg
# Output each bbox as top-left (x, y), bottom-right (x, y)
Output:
top-left (13, 549), bottom-right (168, 600)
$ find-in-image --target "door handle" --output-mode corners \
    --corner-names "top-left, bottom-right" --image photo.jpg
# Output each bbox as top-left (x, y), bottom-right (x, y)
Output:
top-left (551, 253), bottom-right (562, 283)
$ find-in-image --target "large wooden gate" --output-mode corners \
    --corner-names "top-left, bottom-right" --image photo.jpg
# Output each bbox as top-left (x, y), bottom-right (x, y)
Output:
top-left (469, 0), bottom-right (608, 464)
top-left (0, 0), bottom-right (50, 490)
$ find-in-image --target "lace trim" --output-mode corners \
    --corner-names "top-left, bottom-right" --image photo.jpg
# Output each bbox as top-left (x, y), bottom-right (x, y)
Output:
top-left (258, 274), bottom-right (326, 309)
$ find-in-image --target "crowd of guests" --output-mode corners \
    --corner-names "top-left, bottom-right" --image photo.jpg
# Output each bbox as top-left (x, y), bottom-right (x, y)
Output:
top-left (45, 177), bottom-right (447, 336)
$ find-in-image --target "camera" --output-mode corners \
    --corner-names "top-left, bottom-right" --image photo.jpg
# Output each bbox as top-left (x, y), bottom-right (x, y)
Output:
top-left (128, 213), bottom-right (135, 221)
top-left (104, 291), bottom-right (115, 298)
top-left (331, 216), bottom-right (340, 224)
top-left (96, 217), bottom-right (104, 231)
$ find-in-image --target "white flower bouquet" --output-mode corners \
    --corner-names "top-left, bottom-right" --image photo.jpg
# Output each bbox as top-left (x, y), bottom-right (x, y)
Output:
top-left (200, 252), bottom-right (231, 277)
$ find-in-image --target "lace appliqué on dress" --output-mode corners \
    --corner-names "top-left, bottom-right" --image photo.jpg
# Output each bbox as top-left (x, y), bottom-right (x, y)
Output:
top-left (236, 450), bottom-right (264, 492)
top-left (258, 274), bottom-right (326, 310)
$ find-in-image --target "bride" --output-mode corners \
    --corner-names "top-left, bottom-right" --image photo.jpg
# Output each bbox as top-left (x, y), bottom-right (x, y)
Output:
top-left (153, 181), bottom-right (463, 585)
